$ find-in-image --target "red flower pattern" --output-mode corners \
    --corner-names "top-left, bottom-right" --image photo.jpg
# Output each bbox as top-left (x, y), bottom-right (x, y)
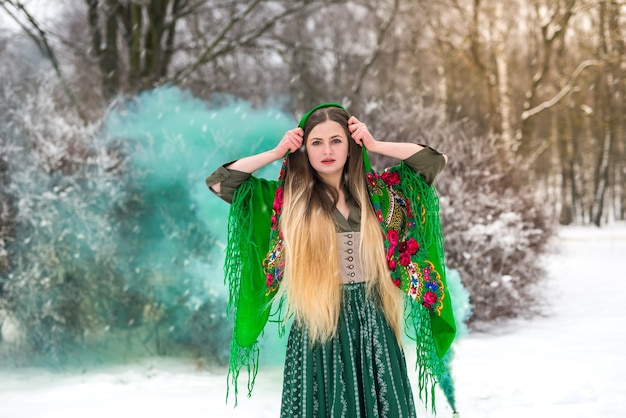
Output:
top-left (381, 171), bottom-right (400, 186)
top-left (273, 187), bottom-right (283, 211)
top-left (387, 229), bottom-right (399, 246)
top-left (406, 238), bottom-right (420, 254)
top-left (423, 291), bottom-right (437, 306)
top-left (399, 252), bottom-right (411, 267)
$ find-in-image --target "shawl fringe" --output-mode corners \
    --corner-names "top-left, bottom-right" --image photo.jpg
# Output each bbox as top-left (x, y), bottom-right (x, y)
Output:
top-left (224, 178), bottom-right (269, 402)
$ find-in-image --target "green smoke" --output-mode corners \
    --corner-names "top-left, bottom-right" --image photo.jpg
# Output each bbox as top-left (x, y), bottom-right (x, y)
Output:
top-left (0, 85), bottom-right (296, 367)
top-left (102, 87), bottom-right (295, 363)
top-left (438, 268), bottom-right (471, 413)
top-left (105, 87), bottom-right (293, 252)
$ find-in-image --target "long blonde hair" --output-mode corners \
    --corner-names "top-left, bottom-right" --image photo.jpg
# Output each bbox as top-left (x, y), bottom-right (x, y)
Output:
top-left (275, 107), bottom-right (404, 344)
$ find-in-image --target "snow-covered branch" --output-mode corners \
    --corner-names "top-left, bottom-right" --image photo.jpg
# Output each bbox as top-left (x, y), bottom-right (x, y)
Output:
top-left (520, 59), bottom-right (602, 121)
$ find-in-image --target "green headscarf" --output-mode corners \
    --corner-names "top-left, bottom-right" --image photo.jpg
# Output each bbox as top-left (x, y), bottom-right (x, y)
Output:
top-left (297, 102), bottom-right (348, 128)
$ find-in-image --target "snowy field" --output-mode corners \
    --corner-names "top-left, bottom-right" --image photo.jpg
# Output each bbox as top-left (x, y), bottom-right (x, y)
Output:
top-left (0, 224), bottom-right (625, 418)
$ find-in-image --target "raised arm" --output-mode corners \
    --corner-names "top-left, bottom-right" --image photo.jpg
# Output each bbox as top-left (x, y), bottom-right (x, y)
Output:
top-left (348, 116), bottom-right (448, 164)
top-left (210, 127), bottom-right (303, 194)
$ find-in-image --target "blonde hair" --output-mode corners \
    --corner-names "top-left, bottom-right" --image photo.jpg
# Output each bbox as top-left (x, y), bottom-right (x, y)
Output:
top-left (275, 108), bottom-right (404, 344)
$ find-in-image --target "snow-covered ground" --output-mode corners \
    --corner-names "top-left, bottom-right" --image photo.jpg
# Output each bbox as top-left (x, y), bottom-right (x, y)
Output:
top-left (0, 225), bottom-right (624, 418)
top-left (451, 224), bottom-right (626, 418)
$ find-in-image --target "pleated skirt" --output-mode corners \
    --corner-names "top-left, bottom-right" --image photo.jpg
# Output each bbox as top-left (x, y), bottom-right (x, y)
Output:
top-left (280, 282), bottom-right (417, 418)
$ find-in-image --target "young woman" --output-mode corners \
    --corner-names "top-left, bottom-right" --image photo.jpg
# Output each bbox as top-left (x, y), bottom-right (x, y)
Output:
top-left (206, 103), bottom-right (456, 417)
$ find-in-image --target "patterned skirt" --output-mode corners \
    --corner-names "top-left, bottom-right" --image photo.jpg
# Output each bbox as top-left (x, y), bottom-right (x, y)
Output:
top-left (280, 282), bottom-right (417, 418)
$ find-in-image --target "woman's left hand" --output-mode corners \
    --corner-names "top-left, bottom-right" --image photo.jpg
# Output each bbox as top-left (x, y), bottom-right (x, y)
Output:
top-left (348, 116), bottom-right (377, 149)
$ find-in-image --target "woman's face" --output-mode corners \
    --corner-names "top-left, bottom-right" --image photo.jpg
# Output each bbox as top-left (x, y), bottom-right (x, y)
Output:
top-left (305, 120), bottom-right (349, 184)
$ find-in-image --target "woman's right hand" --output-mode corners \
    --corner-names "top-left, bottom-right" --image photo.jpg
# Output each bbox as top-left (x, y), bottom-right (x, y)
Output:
top-left (273, 127), bottom-right (304, 158)
top-left (221, 127), bottom-right (304, 177)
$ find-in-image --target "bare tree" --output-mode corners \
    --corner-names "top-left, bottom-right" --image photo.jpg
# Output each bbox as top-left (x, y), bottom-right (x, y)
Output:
top-left (589, 0), bottom-right (621, 225)
top-left (515, 0), bottom-right (577, 150)
top-left (82, 0), bottom-right (330, 99)
top-left (1, 0), bottom-right (86, 120)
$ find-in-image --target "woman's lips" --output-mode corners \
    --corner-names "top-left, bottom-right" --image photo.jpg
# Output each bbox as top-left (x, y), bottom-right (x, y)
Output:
top-left (321, 159), bottom-right (335, 164)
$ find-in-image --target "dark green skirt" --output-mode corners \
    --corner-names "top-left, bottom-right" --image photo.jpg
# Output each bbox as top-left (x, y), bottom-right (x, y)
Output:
top-left (280, 282), bottom-right (417, 418)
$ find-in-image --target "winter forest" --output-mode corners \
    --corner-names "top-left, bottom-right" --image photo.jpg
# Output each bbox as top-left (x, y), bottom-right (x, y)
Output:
top-left (0, 0), bottom-right (625, 417)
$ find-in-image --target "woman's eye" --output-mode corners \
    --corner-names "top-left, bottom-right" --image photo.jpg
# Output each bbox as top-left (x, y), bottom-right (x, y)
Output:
top-left (332, 138), bottom-right (342, 143)
top-left (311, 140), bottom-right (321, 146)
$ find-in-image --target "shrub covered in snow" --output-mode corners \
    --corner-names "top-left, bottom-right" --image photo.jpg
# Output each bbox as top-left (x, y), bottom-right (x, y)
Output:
top-left (0, 79), bottom-right (235, 365)
top-left (0, 78), bottom-right (129, 362)
top-left (0, 121), bottom-right (15, 278)
top-left (439, 136), bottom-right (555, 324)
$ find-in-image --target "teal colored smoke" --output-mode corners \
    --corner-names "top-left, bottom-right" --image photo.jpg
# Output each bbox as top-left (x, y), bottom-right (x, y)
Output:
top-left (0, 85), bottom-right (296, 366)
top-left (438, 268), bottom-right (471, 413)
top-left (447, 268), bottom-right (471, 339)
top-left (103, 87), bottom-right (295, 360)
top-left (105, 87), bottom-right (293, 252)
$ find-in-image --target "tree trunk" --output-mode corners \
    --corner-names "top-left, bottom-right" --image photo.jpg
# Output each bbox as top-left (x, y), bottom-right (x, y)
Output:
top-left (86, 0), bottom-right (120, 100)
top-left (160, 0), bottom-right (183, 80)
top-left (102, 0), bottom-right (120, 99)
top-left (557, 107), bottom-right (575, 225)
top-left (493, 2), bottom-right (514, 159)
top-left (591, 1), bottom-right (612, 226)
top-left (516, 0), bottom-right (576, 153)
top-left (125, 1), bottom-right (143, 89)
top-left (612, 0), bottom-right (625, 221)
top-left (591, 120), bottom-right (611, 226)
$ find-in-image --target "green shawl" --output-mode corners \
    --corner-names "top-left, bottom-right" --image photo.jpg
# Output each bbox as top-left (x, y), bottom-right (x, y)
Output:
top-left (223, 147), bottom-right (456, 411)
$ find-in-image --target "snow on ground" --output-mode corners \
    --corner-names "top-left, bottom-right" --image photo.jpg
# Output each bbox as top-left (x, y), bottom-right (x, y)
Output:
top-left (0, 225), bottom-right (625, 418)
top-left (451, 224), bottom-right (626, 418)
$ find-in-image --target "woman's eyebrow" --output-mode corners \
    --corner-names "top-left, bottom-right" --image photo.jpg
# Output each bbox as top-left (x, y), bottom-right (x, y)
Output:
top-left (308, 134), bottom-right (343, 141)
